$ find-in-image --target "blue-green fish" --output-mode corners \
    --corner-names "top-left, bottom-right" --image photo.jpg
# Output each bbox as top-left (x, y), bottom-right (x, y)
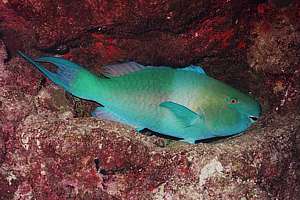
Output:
top-left (18, 51), bottom-right (261, 144)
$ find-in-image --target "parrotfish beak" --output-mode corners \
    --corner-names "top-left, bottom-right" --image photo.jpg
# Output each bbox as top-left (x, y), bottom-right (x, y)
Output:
top-left (249, 115), bottom-right (259, 123)
top-left (248, 102), bottom-right (261, 123)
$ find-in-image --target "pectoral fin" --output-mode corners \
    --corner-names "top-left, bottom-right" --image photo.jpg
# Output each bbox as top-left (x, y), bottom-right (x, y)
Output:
top-left (159, 101), bottom-right (203, 127)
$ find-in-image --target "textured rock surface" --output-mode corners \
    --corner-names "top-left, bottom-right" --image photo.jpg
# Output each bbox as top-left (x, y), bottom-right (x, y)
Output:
top-left (2, 0), bottom-right (258, 66)
top-left (1, 0), bottom-right (300, 199)
top-left (245, 2), bottom-right (300, 113)
top-left (1, 110), bottom-right (299, 200)
top-left (247, 3), bottom-right (300, 74)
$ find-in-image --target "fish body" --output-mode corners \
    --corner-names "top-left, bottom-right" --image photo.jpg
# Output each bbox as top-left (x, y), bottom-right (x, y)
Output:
top-left (18, 52), bottom-right (261, 144)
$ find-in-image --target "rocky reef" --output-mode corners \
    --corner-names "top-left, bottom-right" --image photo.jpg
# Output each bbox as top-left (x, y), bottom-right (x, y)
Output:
top-left (0, 0), bottom-right (299, 199)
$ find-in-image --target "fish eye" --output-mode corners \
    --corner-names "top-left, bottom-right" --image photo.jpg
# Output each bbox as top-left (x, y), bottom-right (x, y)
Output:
top-left (230, 98), bottom-right (238, 104)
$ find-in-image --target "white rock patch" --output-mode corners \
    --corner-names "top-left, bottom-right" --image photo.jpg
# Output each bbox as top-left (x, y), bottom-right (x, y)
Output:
top-left (199, 158), bottom-right (224, 186)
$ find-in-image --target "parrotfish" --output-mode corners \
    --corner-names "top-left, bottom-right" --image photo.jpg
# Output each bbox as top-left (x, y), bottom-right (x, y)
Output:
top-left (18, 51), bottom-right (261, 144)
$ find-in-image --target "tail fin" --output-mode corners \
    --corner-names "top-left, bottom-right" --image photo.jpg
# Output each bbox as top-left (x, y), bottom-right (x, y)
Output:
top-left (18, 51), bottom-right (102, 102)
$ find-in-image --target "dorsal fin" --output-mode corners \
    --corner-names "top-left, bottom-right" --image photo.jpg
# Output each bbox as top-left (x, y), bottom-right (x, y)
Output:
top-left (101, 62), bottom-right (151, 77)
top-left (179, 65), bottom-right (206, 75)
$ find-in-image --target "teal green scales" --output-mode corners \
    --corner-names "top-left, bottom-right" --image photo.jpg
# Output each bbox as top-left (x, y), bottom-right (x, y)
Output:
top-left (18, 51), bottom-right (261, 144)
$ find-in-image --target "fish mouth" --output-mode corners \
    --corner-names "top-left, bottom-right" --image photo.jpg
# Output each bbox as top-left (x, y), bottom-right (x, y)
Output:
top-left (248, 115), bottom-right (259, 123)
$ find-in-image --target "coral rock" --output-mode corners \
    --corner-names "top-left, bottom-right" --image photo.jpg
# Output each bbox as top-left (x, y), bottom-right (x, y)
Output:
top-left (2, 0), bottom-right (256, 66)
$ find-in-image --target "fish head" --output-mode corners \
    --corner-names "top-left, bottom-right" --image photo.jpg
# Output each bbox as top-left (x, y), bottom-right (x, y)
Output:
top-left (202, 78), bottom-right (261, 136)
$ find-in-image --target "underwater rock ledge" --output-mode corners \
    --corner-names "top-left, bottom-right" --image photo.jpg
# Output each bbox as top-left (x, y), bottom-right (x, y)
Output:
top-left (0, 0), bottom-right (264, 66)
top-left (0, 43), bottom-right (299, 200)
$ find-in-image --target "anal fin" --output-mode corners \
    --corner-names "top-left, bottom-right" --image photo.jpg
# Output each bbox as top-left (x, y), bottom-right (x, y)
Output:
top-left (92, 107), bottom-right (145, 132)
top-left (92, 107), bottom-right (124, 123)
top-left (180, 138), bottom-right (196, 144)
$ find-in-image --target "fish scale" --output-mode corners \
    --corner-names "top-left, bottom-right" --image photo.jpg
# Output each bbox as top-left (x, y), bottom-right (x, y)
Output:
top-left (18, 51), bottom-right (261, 144)
top-left (104, 69), bottom-right (173, 106)
top-left (101, 70), bottom-right (174, 130)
